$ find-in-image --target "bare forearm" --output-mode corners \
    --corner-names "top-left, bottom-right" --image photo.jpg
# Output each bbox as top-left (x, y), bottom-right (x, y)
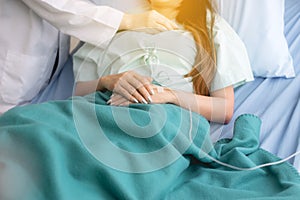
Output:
top-left (75, 78), bottom-right (105, 96)
top-left (170, 90), bottom-right (234, 124)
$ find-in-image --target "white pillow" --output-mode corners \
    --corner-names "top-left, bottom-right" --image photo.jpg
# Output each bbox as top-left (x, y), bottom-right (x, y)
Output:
top-left (218, 0), bottom-right (295, 78)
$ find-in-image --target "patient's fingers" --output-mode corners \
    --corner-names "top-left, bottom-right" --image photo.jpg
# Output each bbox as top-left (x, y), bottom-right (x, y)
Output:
top-left (114, 86), bottom-right (139, 103)
top-left (110, 96), bottom-right (130, 106)
top-left (125, 76), bottom-right (149, 103)
top-left (131, 75), bottom-right (153, 102)
top-left (108, 93), bottom-right (131, 106)
top-left (112, 71), bottom-right (153, 103)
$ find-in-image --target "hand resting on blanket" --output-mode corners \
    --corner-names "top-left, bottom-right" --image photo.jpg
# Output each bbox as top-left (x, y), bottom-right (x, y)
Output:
top-left (75, 70), bottom-right (234, 124)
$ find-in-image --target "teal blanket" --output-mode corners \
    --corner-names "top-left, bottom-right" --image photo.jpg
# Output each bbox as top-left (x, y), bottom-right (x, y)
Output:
top-left (0, 92), bottom-right (299, 200)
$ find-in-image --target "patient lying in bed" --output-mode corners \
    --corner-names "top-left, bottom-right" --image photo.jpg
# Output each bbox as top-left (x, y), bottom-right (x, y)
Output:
top-left (1, 2), bottom-right (300, 199)
top-left (73, 0), bottom-right (253, 124)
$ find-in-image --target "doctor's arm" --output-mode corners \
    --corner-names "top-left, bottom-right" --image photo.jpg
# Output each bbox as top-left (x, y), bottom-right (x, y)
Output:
top-left (22, 0), bottom-right (177, 46)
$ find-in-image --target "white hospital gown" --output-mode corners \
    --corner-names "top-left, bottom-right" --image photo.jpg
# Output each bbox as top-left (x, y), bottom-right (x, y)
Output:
top-left (73, 16), bottom-right (254, 93)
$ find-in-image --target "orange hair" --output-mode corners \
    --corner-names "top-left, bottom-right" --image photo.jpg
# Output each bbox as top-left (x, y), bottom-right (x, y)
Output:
top-left (176, 0), bottom-right (217, 96)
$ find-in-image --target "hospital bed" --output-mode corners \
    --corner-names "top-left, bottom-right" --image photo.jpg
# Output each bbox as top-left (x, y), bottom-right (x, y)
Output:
top-left (1, 0), bottom-right (300, 199)
top-left (34, 0), bottom-right (300, 172)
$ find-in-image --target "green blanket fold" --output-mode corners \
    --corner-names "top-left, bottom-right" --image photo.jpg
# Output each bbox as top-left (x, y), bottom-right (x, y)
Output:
top-left (0, 92), bottom-right (299, 200)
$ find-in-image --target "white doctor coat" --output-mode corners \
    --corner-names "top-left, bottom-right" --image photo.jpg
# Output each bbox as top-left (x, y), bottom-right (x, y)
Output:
top-left (0, 0), bottom-right (123, 113)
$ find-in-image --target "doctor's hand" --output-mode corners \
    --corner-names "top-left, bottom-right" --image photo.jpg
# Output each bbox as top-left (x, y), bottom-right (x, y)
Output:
top-left (99, 71), bottom-right (154, 104)
top-left (119, 10), bottom-right (178, 32)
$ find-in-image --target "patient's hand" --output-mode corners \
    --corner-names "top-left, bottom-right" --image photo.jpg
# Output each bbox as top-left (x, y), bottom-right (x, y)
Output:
top-left (100, 71), bottom-right (154, 104)
top-left (108, 85), bottom-right (176, 106)
top-left (148, 86), bottom-right (176, 104)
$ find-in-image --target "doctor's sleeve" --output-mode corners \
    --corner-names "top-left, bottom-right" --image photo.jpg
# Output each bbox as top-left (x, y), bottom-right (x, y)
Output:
top-left (22, 0), bottom-right (124, 47)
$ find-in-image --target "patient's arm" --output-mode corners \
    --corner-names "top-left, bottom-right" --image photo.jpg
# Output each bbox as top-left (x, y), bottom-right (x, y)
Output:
top-left (109, 85), bottom-right (234, 124)
top-left (75, 71), bottom-right (234, 124)
top-left (75, 79), bottom-right (100, 96)
top-left (168, 86), bottom-right (234, 124)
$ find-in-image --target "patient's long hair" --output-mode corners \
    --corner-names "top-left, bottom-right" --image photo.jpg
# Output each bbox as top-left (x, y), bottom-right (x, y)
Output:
top-left (176, 0), bottom-right (217, 96)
